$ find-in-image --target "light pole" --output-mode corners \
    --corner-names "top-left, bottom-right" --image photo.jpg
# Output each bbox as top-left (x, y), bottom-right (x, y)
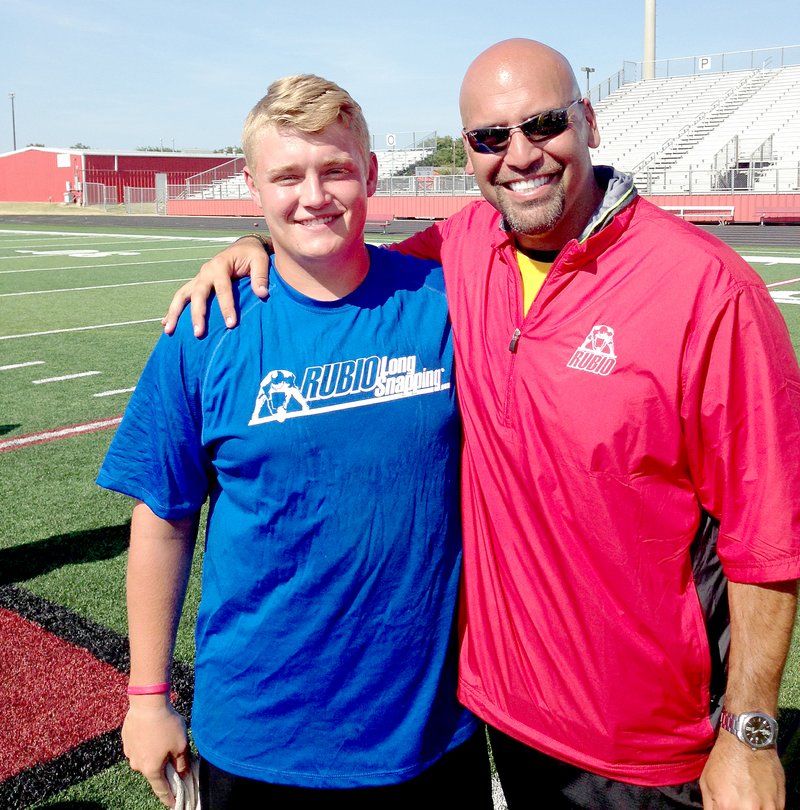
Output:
top-left (9, 92), bottom-right (16, 151)
top-left (580, 67), bottom-right (595, 100)
top-left (644, 0), bottom-right (657, 80)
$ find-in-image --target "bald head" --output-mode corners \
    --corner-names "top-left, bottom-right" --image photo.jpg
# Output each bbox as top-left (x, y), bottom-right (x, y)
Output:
top-left (458, 38), bottom-right (602, 251)
top-left (460, 39), bottom-right (581, 129)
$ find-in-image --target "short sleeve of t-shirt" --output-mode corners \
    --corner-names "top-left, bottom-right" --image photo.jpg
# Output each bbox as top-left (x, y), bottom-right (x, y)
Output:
top-left (97, 316), bottom-right (212, 519)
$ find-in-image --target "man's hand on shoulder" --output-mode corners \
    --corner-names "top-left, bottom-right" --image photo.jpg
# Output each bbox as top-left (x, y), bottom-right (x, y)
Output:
top-left (162, 235), bottom-right (272, 337)
top-left (700, 729), bottom-right (785, 809)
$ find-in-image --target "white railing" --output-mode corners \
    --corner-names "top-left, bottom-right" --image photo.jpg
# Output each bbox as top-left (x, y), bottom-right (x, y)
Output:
top-left (633, 162), bottom-right (800, 194)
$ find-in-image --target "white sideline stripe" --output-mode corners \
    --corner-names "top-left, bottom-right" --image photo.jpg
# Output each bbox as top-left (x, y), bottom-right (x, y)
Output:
top-left (0, 417), bottom-right (122, 451)
top-left (0, 228), bottom-right (238, 243)
top-left (0, 318), bottom-right (162, 341)
top-left (0, 257), bottom-right (205, 275)
top-left (94, 387), bottom-right (136, 398)
top-left (743, 255), bottom-right (800, 266)
top-left (765, 276), bottom-right (800, 288)
top-left (771, 292), bottom-right (800, 305)
top-left (32, 371), bottom-right (102, 384)
top-left (0, 277), bottom-right (192, 297)
top-left (0, 360), bottom-right (45, 370)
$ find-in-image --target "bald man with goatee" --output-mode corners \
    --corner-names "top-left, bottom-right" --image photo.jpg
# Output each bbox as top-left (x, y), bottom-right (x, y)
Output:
top-left (165, 39), bottom-right (800, 810)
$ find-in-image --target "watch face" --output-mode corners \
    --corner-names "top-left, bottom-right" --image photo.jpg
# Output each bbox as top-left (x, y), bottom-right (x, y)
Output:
top-left (742, 714), bottom-right (776, 748)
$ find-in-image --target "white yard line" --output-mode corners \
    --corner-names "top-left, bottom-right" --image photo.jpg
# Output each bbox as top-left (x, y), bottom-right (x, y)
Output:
top-left (32, 371), bottom-right (102, 384)
top-left (0, 257), bottom-right (206, 275)
top-left (0, 228), bottom-right (238, 242)
top-left (770, 291), bottom-right (800, 305)
top-left (765, 276), bottom-right (800, 288)
top-left (742, 255), bottom-right (800, 265)
top-left (0, 277), bottom-right (191, 297)
top-left (0, 360), bottom-right (45, 371)
top-left (0, 245), bottom-right (225, 261)
top-left (0, 318), bottom-right (162, 341)
top-left (0, 417), bottom-right (123, 452)
top-left (93, 387), bottom-right (136, 398)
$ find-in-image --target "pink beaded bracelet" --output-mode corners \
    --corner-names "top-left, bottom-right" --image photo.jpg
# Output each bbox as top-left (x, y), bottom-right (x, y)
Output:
top-left (127, 682), bottom-right (171, 695)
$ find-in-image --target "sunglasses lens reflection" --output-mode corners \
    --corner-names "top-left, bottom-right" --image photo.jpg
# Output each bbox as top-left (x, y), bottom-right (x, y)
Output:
top-left (467, 103), bottom-right (577, 155)
top-left (470, 129), bottom-right (508, 153)
top-left (523, 109), bottom-right (569, 140)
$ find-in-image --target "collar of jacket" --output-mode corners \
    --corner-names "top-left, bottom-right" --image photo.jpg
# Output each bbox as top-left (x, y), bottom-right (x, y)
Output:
top-left (493, 165), bottom-right (639, 271)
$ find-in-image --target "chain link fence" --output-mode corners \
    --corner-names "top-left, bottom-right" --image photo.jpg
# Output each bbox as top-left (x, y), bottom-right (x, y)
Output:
top-left (83, 182), bottom-right (118, 210)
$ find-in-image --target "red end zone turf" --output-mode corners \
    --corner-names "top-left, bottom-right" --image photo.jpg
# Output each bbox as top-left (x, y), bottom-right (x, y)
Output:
top-left (0, 607), bottom-right (127, 780)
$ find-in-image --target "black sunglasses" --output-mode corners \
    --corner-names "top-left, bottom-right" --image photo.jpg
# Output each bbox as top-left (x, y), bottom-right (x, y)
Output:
top-left (464, 100), bottom-right (583, 155)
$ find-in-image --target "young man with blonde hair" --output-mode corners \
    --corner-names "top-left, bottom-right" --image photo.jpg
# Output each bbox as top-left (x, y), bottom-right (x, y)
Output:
top-left (98, 74), bottom-right (490, 810)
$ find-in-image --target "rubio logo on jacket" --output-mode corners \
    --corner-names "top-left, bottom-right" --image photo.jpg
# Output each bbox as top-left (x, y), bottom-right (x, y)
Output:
top-left (249, 353), bottom-right (449, 425)
top-left (566, 325), bottom-right (617, 377)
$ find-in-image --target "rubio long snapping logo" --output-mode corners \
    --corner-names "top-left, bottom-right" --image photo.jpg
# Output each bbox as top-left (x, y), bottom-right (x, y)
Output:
top-left (566, 325), bottom-right (617, 377)
top-left (249, 353), bottom-right (448, 425)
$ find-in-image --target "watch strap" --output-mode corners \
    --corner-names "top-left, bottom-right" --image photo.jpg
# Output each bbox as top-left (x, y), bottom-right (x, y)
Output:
top-left (719, 707), bottom-right (737, 734)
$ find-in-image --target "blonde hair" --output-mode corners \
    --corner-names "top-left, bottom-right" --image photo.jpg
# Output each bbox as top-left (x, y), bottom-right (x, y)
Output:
top-left (242, 74), bottom-right (371, 170)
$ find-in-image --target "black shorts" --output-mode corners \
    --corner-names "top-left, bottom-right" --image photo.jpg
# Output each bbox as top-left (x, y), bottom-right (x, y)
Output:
top-left (199, 729), bottom-right (494, 810)
top-left (488, 726), bottom-right (703, 810)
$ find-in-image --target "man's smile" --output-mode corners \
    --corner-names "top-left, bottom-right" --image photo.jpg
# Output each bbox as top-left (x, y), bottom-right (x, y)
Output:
top-left (501, 173), bottom-right (559, 195)
top-left (297, 213), bottom-right (340, 227)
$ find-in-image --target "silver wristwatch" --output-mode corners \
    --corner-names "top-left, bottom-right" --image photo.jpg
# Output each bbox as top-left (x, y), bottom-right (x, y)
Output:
top-left (719, 708), bottom-right (778, 751)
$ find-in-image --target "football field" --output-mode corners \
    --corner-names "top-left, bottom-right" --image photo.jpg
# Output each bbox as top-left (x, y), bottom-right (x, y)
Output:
top-left (1, 222), bottom-right (799, 809)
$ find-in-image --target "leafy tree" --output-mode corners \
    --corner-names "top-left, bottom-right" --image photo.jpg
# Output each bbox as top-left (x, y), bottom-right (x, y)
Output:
top-left (26, 142), bottom-right (45, 147)
top-left (136, 145), bottom-right (179, 152)
top-left (70, 142), bottom-right (91, 149)
top-left (399, 136), bottom-right (467, 175)
top-left (214, 146), bottom-right (244, 155)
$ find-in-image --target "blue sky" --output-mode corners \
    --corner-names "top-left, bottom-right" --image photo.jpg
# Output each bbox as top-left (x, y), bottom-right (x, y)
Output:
top-left (2, 0), bottom-right (799, 152)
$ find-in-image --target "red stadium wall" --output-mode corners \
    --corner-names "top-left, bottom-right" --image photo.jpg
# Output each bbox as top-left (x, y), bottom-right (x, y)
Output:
top-left (167, 192), bottom-right (800, 224)
top-left (644, 193), bottom-right (800, 224)
top-left (0, 149), bottom-right (82, 203)
top-left (365, 196), bottom-right (476, 220)
top-left (168, 199), bottom-right (262, 217)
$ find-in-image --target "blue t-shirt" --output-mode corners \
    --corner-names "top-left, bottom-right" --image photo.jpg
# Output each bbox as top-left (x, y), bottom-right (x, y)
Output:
top-left (98, 245), bottom-right (476, 787)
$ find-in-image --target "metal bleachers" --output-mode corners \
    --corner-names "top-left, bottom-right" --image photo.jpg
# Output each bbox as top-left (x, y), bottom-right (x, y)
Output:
top-left (592, 60), bottom-right (800, 194)
top-left (374, 148), bottom-right (435, 179)
top-left (593, 71), bottom-right (750, 172)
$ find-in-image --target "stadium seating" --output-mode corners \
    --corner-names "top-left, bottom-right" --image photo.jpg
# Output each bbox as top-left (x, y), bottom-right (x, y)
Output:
top-left (592, 64), bottom-right (800, 193)
top-left (374, 148), bottom-right (435, 178)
